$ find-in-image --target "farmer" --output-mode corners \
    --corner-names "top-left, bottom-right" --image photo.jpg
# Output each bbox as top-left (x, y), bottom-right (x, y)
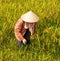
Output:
top-left (14, 11), bottom-right (39, 48)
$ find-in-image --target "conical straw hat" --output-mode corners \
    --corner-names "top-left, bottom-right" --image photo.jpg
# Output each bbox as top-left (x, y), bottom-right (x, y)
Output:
top-left (21, 11), bottom-right (39, 23)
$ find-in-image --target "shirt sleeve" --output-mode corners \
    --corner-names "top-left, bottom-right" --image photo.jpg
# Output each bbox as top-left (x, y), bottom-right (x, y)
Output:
top-left (31, 23), bottom-right (36, 35)
top-left (14, 18), bottom-right (24, 41)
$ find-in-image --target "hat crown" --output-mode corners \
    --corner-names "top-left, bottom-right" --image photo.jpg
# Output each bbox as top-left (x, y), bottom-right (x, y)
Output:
top-left (21, 11), bottom-right (39, 23)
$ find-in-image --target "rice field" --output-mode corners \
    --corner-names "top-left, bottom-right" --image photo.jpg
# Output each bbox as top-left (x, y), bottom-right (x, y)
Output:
top-left (0, 0), bottom-right (60, 61)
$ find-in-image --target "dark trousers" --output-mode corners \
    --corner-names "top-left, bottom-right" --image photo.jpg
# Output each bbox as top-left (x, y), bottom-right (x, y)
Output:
top-left (17, 29), bottom-right (31, 47)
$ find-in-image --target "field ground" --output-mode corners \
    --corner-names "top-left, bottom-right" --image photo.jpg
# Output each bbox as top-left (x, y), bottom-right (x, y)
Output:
top-left (0, 0), bottom-right (60, 61)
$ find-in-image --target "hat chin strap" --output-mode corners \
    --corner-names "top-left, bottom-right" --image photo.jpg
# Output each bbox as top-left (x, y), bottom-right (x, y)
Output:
top-left (24, 23), bottom-right (28, 29)
top-left (24, 26), bottom-right (28, 29)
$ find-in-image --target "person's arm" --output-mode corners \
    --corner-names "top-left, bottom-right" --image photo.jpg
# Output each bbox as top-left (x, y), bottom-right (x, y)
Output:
top-left (14, 18), bottom-right (24, 41)
top-left (29, 23), bottom-right (36, 35)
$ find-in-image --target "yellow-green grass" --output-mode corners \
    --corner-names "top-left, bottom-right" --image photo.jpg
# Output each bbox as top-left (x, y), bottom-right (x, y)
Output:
top-left (0, 0), bottom-right (60, 61)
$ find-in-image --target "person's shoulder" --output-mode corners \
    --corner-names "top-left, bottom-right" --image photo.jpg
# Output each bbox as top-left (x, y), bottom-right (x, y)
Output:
top-left (18, 18), bottom-right (23, 22)
top-left (17, 18), bottom-right (23, 23)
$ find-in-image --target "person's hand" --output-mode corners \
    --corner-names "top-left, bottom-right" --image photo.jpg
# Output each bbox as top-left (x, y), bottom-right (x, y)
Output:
top-left (23, 39), bottom-right (27, 44)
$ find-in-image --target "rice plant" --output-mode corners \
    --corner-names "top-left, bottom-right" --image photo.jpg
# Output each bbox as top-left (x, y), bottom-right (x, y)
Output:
top-left (0, 0), bottom-right (60, 61)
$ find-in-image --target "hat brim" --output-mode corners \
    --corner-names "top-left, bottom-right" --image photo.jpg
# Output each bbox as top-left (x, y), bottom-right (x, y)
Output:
top-left (21, 11), bottom-right (39, 23)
